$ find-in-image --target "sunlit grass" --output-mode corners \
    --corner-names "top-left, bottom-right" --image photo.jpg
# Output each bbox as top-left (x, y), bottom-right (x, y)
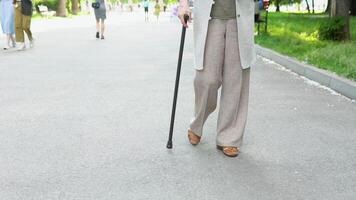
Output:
top-left (256, 12), bottom-right (356, 80)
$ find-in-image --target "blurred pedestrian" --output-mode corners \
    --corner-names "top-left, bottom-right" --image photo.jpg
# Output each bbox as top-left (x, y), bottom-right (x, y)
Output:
top-left (143, 0), bottom-right (149, 22)
top-left (14, 0), bottom-right (33, 51)
top-left (163, 3), bottom-right (167, 12)
top-left (0, 0), bottom-right (16, 50)
top-left (119, 0), bottom-right (123, 11)
top-left (128, 0), bottom-right (133, 12)
top-left (154, 0), bottom-right (160, 21)
top-left (170, 4), bottom-right (178, 21)
top-left (93, 0), bottom-right (106, 39)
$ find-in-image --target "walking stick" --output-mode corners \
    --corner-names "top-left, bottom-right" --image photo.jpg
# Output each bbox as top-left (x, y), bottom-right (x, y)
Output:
top-left (166, 15), bottom-right (190, 149)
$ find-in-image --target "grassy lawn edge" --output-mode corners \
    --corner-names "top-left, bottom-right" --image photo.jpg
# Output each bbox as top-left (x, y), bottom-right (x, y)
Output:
top-left (255, 12), bottom-right (356, 81)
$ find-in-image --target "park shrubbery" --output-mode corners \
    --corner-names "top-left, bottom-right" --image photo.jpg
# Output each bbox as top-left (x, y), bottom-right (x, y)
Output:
top-left (319, 17), bottom-right (347, 41)
top-left (34, 0), bottom-right (59, 11)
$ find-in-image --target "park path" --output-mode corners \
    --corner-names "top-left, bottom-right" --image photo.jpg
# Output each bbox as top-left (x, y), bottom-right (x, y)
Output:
top-left (1, 12), bottom-right (356, 200)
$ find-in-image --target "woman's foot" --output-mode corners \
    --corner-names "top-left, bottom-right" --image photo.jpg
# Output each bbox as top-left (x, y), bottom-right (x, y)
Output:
top-left (3, 44), bottom-right (10, 50)
top-left (29, 39), bottom-right (35, 48)
top-left (101, 35), bottom-right (105, 40)
top-left (217, 145), bottom-right (240, 157)
top-left (188, 129), bottom-right (201, 145)
top-left (96, 32), bottom-right (100, 39)
top-left (16, 43), bottom-right (26, 51)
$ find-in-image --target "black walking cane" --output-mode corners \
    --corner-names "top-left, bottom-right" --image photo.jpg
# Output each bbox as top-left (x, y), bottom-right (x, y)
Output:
top-left (166, 14), bottom-right (190, 149)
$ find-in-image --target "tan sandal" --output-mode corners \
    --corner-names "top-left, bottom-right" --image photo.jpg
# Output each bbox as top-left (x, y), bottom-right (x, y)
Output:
top-left (188, 129), bottom-right (201, 145)
top-left (217, 145), bottom-right (240, 157)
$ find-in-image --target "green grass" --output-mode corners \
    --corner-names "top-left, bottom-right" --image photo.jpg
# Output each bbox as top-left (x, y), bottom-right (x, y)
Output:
top-left (255, 12), bottom-right (356, 80)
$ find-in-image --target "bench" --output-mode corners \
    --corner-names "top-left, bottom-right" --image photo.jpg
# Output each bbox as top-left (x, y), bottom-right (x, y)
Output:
top-left (254, 0), bottom-right (269, 35)
top-left (38, 5), bottom-right (56, 18)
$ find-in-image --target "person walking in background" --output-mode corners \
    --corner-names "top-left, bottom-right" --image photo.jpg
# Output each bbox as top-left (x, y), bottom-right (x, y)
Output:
top-left (153, 0), bottom-right (160, 22)
top-left (128, 0), bottom-right (133, 12)
top-left (0, 0), bottom-right (16, 50)
top-left (143, 0), bottom-right (149, 22)
top-left (163, 3), bottom-right (167, 12)
top-left (170, 4), bottom-right (178, 21)
top-left (13, 0), bottom-right (33, 51)
top-left (178, 0), bottom-right (256, 157)
top-left (93, 0), bottom-right (106, 40)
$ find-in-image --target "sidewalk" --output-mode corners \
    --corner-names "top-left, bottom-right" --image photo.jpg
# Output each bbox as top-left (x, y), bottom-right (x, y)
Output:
top-left (0, 12), bottom-right (355, 200)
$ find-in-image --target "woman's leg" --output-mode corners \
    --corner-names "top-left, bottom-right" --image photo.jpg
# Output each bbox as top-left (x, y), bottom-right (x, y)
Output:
top-left (96, 20), bottom-right (100, 32)
top-left (22, 14), bottom-right (33, 42)
top-left (95, 19), bottom-right (100, 38)
top-left (15, 5), bottom-right (26, 50)
top-left (10, 34), bottom-right (16, 47)
top-left (216, 19), bottom-right (250, 148)
top-left (189, 19), bottom-right (226, 136)
top-left (15, 5), bottom-right (24, 43)
top-left (4, 35), bottom-right (10, 49)
top-left (100, 19), bottom-right (105, 37)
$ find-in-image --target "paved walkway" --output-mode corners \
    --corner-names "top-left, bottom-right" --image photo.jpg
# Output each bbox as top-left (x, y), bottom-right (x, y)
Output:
top-left (1, 12), bottom-right (356, 200)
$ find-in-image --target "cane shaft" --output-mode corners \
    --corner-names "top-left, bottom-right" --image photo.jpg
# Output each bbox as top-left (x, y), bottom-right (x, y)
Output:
top-left (167, 15), bottom-right (189, 149)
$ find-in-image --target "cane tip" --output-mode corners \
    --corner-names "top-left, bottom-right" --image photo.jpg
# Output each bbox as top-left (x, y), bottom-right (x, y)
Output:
top-left (166, 141), bottom-right (173, 149)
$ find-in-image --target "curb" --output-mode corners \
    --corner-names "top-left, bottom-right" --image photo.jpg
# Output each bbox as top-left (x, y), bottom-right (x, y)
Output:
top-left (256, 45), bottom-right (356, 100)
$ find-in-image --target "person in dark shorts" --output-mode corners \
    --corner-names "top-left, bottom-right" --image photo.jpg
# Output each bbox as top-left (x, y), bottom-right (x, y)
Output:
top-left (93, 0), bottom-right (106, 39)
top-left (143, 0), bottom-right (149, 22)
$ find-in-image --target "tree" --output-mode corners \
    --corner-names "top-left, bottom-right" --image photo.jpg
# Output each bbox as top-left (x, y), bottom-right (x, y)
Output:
top-left (325, 0), bottom-right (331, 13)
top-left (305, 0), bottom-right (310, 13)
top-left (71, 0), bottom-right (80, 15)
top-left (270, 0), bottom-right (304, 12)
top-left (275, 0), bottom-right (281, 12)
top-left (57, 0), bottom-right (67, 17)
top-left (330, 0), bottom-right (351, 40)
top-left (270, 0), bottom-right (290, 12)
top-left (351, 0), bottom-right (356, 16)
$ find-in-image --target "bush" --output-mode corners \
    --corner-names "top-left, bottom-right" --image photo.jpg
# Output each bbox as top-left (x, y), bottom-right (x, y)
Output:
top-left (34, 0), bottom-right (59, 11)
top-left (318, 17), bottom-right (346, 41)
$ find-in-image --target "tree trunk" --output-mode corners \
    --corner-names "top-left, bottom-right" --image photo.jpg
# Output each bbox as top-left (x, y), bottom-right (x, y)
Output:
top-left (351, 0), bottom-right (356, 16)
top-left (57, 0), bottom-right (67, 17)
top-left (305, 0), bottom-right (310, 13)
top-left (331, 0), bottom-right (351, 40)
top-left (311, 0), bottom-right (315, 13)
top-left (325, 0), bottom-right (331, 14)
top-left (330, 0), bottom-right (336, 16)
top-left (275, 0), bottom-right (280, 12)
top-left (71, 0), bottom-right (80, 15)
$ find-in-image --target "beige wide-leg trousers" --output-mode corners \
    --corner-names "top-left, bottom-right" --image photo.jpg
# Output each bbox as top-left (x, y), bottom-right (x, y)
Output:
top-left (189, 19), bottom-right (250, 148)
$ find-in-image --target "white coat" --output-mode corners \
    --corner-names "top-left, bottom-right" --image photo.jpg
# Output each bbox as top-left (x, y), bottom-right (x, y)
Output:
top-left (193, 0), bottom-right (256, 70)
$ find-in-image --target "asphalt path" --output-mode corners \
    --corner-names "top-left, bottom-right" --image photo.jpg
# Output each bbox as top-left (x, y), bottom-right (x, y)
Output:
top-left (1, 12), bottom-right (355, 200)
